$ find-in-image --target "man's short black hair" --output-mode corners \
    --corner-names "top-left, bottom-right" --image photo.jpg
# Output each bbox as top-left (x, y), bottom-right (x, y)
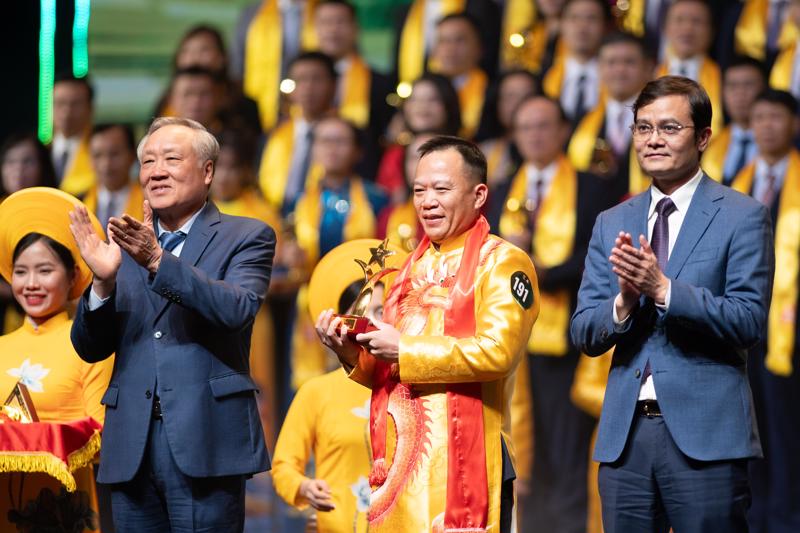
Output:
top-left (633, 76), bottom-right (712, 133)
top-left (316, 0), bottom-right (357, 19)
top-left (600, 31), bottom-right (653, 62)
top-left (54, 73), bottom-right (94, 103)
top-left (723, 55), bottom-right (768, 84)
top-left (562, 0), bottom-right (612, 21)
top-left (417, 135), bottom-right (487, 185)
top-left (436, 12), bottom-right (482, 43)
top-left (312, 116), bottom-right (364, 149)
top-left (753, 89), bottom-right (799, 115)
top-left (514, 94), bottom-right (570, 125)
top-left (288, 51), bottom-right (338, 82)
top-left (91, 123), bottom-right (137, 152)
top-left (173, 65), bottom-right (224, 84)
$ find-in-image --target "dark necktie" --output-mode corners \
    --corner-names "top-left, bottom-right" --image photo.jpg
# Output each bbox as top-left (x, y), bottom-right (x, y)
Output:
top-left (574, 73), bottom-right (587, 121)
top-left (159, 231), bottom-right (187, 253)
top-left (55, 149), bottom-right (69, 183)
top-left (761, 172), bottom-right (777, 209)
top-left (727, 136), bottom-right (752, 185)
top-left (641, 196), bottom-right (677, 384)
top-left (282, 128), bottom-right (314, 217)
top-left (528, 174), bottom-right (546, 237)
top-left (651, 197), bottom-right (677, 271)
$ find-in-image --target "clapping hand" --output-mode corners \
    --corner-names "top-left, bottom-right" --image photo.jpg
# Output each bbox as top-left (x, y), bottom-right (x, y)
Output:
top-left (108, 200), bottom-right (163, 274)
top-left (610, 232), bottom-right (669, 307)
top-left (69, 205), bottom-right (121, 299)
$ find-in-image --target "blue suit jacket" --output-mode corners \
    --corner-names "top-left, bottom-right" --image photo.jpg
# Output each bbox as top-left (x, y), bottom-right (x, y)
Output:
top-left (570, 175), bottom-right (774, 463)
top-left (71, 202), bottom-right (275, 483)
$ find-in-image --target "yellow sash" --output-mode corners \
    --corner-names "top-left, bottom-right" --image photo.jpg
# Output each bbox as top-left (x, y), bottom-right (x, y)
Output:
top-left (385, 199), bottom-right (420, 252)
top-left (59, 135), bottom-right (95, 197)
top-left (258, 120), bottom-right (296, 211)
top-left (700, 125), bottom-right (731, 183)
top-left (397, 0), bottom-right (465, 86)
top-left (339, 55), bottom-right (372, 129)
top-left (499, 157), bottom-right (576, 356)
top-left (215, 188), bottom-right (282, 233)
top-left (457, 68), bottom-right (488, 139)
top-left (656, 58), bottom-right (723, 135)
top-left (500, 0), bottom-right (537, 70)
top-left (543, 58), bottom-right (565, 99)
top-left (82, 183), bottom-right (145, 221)
top-left (734, 0), bottom-right (799, 61)
top-left (616, 0), bottom-right (646, 38)
top-left (243, 0), bottom-right (318, 132)
top-left (293, 171), bottom-right (377, 265)
top-left (770, 40), bottom-right (797, 90)
top-left (567, 103), bottom-right (648, 195)
top-left (732, 151), bottom-right (800, 376)
top-left (484, 138), bottom-right (509, 186)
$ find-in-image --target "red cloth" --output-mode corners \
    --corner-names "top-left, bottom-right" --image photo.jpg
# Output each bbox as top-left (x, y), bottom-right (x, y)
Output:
top-left (376, 144), bottom-right (406, 194)
top-left (374, 216), bottom-right (490, 531)
top-left (0, 417), bottom-right (101, 489)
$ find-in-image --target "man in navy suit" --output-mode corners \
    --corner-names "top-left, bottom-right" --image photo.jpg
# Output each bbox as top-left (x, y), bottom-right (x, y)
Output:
top-left (570, 76), bottom-right (774, 533)
top-left (69, 116), bottom-right (275, 532)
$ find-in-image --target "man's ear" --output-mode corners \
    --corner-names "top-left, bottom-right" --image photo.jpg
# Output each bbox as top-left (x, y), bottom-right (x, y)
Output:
top-left (203, 160), bottom-right (214, 186)
top-left (696, 126), bottom-right (712, 152)
top-left (474, 182), bottom-right (488, 210)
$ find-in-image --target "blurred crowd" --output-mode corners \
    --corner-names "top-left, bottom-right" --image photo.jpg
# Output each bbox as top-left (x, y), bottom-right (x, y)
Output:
top-left (2, 0), bottom-right (800, 532)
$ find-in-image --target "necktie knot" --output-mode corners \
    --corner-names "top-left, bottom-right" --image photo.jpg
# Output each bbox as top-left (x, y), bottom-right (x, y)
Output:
top-left (655, 197), bottom-right (677, 218)
top-left (159, 231), bottom-right (187, 253)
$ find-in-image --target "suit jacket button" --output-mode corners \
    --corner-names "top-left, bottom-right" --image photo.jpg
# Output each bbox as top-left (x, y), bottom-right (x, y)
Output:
top-left (154, 331), bottom-right (163, 339)
top-left (145, 390), bottom-right (152, 399)
top-left (600, 329), bottom-right (609, 341)
top-left (635, 369), bottom-right (641, 378)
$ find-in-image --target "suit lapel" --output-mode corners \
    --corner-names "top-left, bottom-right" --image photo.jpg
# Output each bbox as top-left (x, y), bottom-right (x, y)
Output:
top-left (665, 175), bottom-right (722, 278)
top-left (625, 189), bottom-right (650, 243)
top-left (153, 202), bottom-right (220, 322)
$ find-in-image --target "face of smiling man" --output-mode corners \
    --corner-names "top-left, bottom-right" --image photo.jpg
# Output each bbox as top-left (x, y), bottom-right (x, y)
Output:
top-left (412, 148), bottom-right (487, 245)
top-left (633, 94), bottom-right (711, 192)
top-left (139, 124), bottom-right (213, 229)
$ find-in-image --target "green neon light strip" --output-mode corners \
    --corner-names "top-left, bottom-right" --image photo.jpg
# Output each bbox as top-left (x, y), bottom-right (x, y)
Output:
top-left (73, 0), bottom-right (91, 78)
top-left (38, 0), bottom-right (56, 144)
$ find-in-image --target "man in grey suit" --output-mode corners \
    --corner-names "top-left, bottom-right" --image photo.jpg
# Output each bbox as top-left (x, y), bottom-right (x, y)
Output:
top-left (69, 117), bottom-right (274, 532)
top-left (570, 76), bottom-right (774, 533)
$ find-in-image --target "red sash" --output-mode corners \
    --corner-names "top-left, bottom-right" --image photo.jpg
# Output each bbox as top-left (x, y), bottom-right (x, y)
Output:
top-left (370, 215), bottom-right (490, 531)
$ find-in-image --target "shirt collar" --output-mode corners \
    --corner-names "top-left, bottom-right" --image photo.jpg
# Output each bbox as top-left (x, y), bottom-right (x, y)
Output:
top-left (755, 154), bottom-right (790, 184)
top-left (156, 202), bottom-right (206, 237)
top-left (730, 124), bottom-right (754, 141)
top-left (565, 56), bottom-right (598, 79)
top-left (526, 158), bottom-right (559, 186)
top-left (605, 98), bottom-right (635, 120)
top-left (648, 167), bottom-right (703, 218)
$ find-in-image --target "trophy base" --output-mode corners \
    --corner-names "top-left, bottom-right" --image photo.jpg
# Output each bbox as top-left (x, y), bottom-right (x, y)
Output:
top-left (334, 314), bottom-right (377, 339)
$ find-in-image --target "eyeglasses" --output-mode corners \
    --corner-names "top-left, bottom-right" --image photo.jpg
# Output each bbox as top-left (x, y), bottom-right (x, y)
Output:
top-left (630, 122), bottom-right (695, 139)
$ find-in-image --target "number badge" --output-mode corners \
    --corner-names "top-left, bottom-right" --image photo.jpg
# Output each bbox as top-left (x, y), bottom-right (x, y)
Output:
top-left (510, 271), bottom-right (533, 309)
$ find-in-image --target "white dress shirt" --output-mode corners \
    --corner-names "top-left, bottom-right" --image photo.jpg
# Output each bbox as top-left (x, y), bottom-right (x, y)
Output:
top-left (612, 168), bottom-right (704, 400)
top-left (605, 97), bottom-right (636, 155)
top-left (525, 159), bottom-right (558, 208)
top-left (561, 57), bottom-right (599, 118)
top-left (423, 0), bottom-right (443, 54)
top-left (752, 154), bottom-right (789, 206)
top-left (51, 133), bottom-right (80, 181)
top-left (284, 118), bottom-right (313, 205)
top-left (88, 204), bottom-right (206, 310)
top-left (668, 55), bottom-right (702, 81)
top-left (96, 185), bottom-right (132, 223)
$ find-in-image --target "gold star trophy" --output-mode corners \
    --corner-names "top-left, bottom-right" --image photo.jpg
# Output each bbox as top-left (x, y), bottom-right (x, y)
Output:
top-left (333, 239), bottom-right (398, 338)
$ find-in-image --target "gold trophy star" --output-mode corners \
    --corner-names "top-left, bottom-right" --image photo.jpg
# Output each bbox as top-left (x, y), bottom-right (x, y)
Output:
top-left (368, 238), bottom-right (395, 270)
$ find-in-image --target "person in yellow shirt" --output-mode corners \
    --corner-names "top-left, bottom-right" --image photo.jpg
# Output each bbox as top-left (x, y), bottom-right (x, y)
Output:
top-left (317, 136), bottom-right (539, 533)
top-left (272, 238), bottom-right (400, 533)
top-left (0, 187), bottom-right (114, 532)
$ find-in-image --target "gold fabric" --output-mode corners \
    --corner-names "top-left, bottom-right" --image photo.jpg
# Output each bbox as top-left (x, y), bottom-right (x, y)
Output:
top-left (397, 0), bottom-right (466, 86)
top-left (0, 312), bottom-right (114, 532)
top-left (735, 0), bottom-right (799, 61)
top-left (731, 150), bottom-right (800, 376)
top-left (272, 369), bottom-right (372, 533)
top-left (701, 125), bottom-right (732, 183)
top-left (499, 157), bottom-right (576, 356)
top-left (456, 68), bottom-right (488, 139)
top-left (59, 134), bottom-right (95, 197)
top-left (82, 183), bottom-right (145, 222)
top-left (258, 119), bottom-right (300, 212)
top-left (770, 40), bottom-right (798, 91)
top-left (340, 55), bottom-right (372, 129)
top-left (347, 234), bottom-right (538, 532)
